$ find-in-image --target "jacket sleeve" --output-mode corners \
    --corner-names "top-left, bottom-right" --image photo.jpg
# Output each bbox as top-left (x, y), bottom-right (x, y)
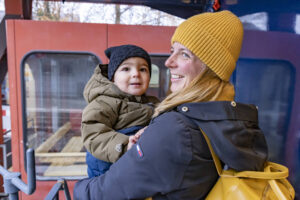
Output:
top-left (74, 113), bottom-right (193, 200)
top-left (81, 98), bottom-right (129, 163)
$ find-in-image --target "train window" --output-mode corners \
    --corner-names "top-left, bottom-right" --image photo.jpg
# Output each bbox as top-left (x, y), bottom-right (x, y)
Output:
top-left (240, 12), bottom-right (268, 31)
top-left (233, 58), bottom-right (295, 163)
top-left (31, 2), bottom-right (184, 26)
top-left (148, 55), bottom-right (170, 100)
top-left (21, 51), bottom-right (100, 180)
top-left (0, 1), bottom-right (4, 21)
top-left (149, 64), bottom-right (159, 87)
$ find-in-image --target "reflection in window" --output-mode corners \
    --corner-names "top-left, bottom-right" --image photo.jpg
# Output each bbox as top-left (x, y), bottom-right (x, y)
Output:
top-left (31, 1), bottom-right (184, 26)
top-left (147, 55), bottom-right (170, 100)
top-left (22, 52), bottom-right (100, 180)
top-left (239, 12), bottom-right (268, 31)
top-left (295, 14), bottom-right (300, 34)
top-left (0, 0), bottom-right (4, 21)
top-left (149, 64), bottom-right (159, 88)
top-left (233, 59), bottom-right (295, 163)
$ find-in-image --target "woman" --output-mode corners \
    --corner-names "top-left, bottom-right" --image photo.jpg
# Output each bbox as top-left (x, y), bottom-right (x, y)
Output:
top-left (74, 10), bottom-right (268, 200)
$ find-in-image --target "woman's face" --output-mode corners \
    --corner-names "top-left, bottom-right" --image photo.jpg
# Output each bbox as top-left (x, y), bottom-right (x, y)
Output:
top-left (165, 42), bottom-right (206, 93)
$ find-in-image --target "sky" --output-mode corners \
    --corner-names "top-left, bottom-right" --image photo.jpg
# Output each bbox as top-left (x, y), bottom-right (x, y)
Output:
top-left (75, 3), bottom-right (183, 26)
top-left (0, 0), bottom-right (4, 11)
top-left (4, 1), bottom-right (298, 34)
top-left (0, 0), bottom-right (183, 26)
top-left (0, 0), bottom-right (4, 21)
top-left (31, 1), bottom-right (184, 26)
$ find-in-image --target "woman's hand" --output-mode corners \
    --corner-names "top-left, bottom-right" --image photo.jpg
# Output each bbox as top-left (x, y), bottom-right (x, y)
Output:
top-left (127, 126), bottom-right (148, 150)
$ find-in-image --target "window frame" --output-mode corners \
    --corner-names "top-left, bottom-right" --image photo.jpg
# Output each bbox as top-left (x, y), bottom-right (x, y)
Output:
top-left (20, 50), bottom-right (101, 180)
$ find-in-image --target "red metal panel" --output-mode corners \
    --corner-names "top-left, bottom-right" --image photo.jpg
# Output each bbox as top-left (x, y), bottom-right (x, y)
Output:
top-left (6, 19), bottom-right (109, 200)
top-left (6, 19), bottom-right (24, 199)
top-left (4, 0), bottom-right (22, 15)
top-left (107, 24), bottom-right (175, 55)
top-left (12, 20), bottom-right (108, 61)
top-left (5, 19), bottom-right (176, 199)
top-left (6, 20), bottom-right (22, 173)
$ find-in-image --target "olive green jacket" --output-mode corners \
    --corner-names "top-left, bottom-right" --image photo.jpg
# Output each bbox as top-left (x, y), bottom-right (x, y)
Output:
top-left (82, 65), bottom-right (159, 163)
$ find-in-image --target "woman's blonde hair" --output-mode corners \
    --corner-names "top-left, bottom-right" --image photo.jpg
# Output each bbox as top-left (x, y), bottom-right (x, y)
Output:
top-left (153, 67), bottom-right (235, 117)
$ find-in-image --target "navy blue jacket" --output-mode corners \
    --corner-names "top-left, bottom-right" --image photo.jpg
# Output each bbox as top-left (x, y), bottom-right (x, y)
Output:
top-left (74, 101), bottom-right (268, 200)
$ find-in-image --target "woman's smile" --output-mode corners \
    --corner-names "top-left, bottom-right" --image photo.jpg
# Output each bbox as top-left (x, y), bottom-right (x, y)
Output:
top-left (171, 74), bottom-right (184, 79)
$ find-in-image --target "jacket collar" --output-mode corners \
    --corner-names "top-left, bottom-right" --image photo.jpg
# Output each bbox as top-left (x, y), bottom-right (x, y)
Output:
top-left (176, 101), bottom-right (258, 122)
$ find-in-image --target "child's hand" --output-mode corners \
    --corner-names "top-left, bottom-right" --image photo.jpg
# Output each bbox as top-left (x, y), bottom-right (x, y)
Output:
top-left (135, 126), bottom-right (148, 137)
top-left (127, 135), bottom-right (139, 150)
top-left (127, 126), bottom-right (148, 150)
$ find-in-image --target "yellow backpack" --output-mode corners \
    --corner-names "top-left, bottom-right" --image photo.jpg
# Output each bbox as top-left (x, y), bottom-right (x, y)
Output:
top-left (200, 128), bottom-right (295, 200)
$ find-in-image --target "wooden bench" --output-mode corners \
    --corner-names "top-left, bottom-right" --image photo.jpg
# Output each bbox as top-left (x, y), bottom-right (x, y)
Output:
top-left (35, 122), bottom-right (87, 176)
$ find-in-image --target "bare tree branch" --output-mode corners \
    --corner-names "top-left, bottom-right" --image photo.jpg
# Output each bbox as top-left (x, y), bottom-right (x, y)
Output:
top-left (31, 0), bottom-right (183, 26)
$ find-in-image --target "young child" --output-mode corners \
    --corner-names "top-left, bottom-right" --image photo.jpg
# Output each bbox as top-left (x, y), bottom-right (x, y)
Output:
top-left (81, 44), bottom-right (159, 178)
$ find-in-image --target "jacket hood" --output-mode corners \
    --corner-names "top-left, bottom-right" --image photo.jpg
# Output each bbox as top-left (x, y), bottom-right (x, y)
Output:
top-left (176, 101), bottom-right (267, 171)
top-left (83, 65), bottom-right (151, 104)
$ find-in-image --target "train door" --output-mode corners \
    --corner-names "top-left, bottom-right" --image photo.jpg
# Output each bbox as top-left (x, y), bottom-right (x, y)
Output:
top-left (6, 19), bottom-right (300, 199)
top-left (6, 19), bottom-right (174, 199)
top-left (233, 30), bottom-right (300, 195)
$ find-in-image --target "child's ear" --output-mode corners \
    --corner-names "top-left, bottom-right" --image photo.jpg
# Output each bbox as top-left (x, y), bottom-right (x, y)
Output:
top-left (99, 64), bottom-right (109, 78)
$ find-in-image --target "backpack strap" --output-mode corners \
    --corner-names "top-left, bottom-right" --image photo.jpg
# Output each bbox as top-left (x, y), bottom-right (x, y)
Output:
top-left (199, 128), bottom-right (223, 175)
top-left (222, 162), bottom-right (288, 179)
top-left (269, 178), bottom-right (295, 200)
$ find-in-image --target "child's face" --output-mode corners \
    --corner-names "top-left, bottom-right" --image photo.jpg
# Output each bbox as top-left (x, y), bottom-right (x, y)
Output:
top-left (113, 57), bottom-right (150, 96)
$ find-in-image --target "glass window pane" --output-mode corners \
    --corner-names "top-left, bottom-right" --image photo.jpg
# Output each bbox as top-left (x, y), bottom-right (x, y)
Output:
top-left (0, 0), bottom-right (4, 21)
top-left (234, 59), bottom-right (295, 163)
top-left (147, 55), bottom-right (170, 100)
top-left (149, 64), bottom-right (159, 87)
top-left (22, 52), bottom-right (100, 180)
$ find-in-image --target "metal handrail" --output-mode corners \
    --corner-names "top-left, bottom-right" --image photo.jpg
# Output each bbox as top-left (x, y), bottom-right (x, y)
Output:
top-left (0, 144), bottom-right (8, 169)
top-left (0, 148), bottom-right (36, 200)
top-left (0, 148), bottom-right (71, 200)
top-left (45, 179), bottom-right (71, 200)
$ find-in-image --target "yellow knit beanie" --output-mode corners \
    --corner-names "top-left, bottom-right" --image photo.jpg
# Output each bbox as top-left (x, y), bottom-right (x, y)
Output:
top-left (171, 10), bottom-right (243, 81)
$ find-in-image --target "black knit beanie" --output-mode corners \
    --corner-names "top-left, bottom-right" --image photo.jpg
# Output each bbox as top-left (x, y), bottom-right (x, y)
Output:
top-left (105, 45), bottom-right (152, 80)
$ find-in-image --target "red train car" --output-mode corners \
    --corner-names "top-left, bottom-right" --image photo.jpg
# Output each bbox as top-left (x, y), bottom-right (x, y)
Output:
top-left (6, 20), bottom-right (175, 199)
top-left (1, 0), bottom-right (300, 199)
